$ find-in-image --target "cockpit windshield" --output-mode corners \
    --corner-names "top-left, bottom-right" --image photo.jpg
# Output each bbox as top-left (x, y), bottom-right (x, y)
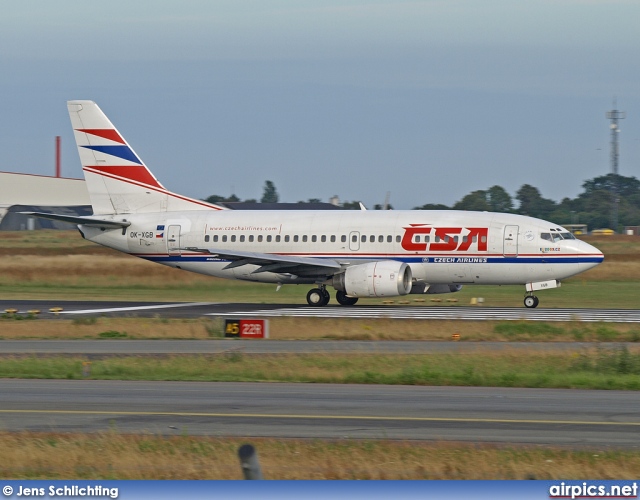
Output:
top-left (540, 231), bottom-right (576, 242)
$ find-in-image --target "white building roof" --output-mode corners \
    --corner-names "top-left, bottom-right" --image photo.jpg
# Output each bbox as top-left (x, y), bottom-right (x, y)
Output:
top-left (0, 171), bottom-right (90, 207)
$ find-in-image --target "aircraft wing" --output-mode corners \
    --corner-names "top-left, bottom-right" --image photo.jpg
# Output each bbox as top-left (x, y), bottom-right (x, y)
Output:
top-left (184, 247), bottom-right (343, 276)
top-left (20, 212), bottom-right (131, 229)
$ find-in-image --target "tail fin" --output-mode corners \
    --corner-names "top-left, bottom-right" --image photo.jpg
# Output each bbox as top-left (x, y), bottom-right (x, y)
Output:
top-left (68, 100), bottom-right (225, 215)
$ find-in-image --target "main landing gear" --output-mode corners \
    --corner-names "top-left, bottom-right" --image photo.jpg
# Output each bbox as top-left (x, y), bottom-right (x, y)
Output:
top-left (306, 287), bottom-right (359, 306)
top-left (306, 287), bottom-right (330, 306)
top-left (336, 290), bottom-right (358, 306)
top-left (523, 294), bottom-right (539, 308)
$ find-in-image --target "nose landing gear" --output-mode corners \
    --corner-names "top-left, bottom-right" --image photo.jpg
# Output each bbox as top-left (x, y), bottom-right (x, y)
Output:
top-left (524, 294), bottom-right (539, 308)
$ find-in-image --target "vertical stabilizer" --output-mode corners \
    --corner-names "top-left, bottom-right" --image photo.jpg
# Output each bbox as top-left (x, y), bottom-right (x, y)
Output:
top-left (68, 100), bottom-right (224, 215)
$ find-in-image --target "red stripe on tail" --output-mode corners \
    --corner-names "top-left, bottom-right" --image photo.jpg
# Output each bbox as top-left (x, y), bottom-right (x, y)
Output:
top-left (87, 166), bottom-right (163, 188)
top-left (76, 129), bottom-right (125, 144)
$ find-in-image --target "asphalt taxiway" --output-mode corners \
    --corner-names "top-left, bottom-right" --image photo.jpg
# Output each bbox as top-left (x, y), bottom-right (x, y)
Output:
top-left (1, 380), bottom-right (638, 446)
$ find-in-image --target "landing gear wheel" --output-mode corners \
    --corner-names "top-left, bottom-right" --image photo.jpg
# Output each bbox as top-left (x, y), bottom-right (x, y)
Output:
top-left (336, 290), bottom-right (358, 306)
top-left (307, 288), bottom-right (330, 306)
top-left (524, 295), bottom-right (539, 308)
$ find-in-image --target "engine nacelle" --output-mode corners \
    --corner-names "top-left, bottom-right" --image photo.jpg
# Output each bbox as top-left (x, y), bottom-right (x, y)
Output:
top-left (332, 261), bottom-right (412, 298)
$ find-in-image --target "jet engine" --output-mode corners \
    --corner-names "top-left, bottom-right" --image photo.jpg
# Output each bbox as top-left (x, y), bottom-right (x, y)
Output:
top-left (332, 261), bottom-right (412, 298)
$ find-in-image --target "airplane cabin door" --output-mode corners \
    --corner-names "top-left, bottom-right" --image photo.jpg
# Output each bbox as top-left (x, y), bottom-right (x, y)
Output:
top-left (503, 225), bottom-right (518, 257)
top-left (167, 224), bottom-right (181, 256)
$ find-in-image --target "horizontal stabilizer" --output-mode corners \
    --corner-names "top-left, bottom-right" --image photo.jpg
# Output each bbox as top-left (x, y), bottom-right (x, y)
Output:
top-left (20, 212), bottom-right (131, 229)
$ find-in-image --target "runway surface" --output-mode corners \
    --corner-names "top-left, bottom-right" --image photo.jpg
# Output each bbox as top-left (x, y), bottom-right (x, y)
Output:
top-left (1, 380), bottom-right (638, 446)
top-left (3, 299), bottom-right (640, 322)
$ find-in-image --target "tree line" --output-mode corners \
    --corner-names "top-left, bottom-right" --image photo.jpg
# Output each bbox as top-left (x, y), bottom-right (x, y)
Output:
top-left (205, 174), bottom-right (640, 231)
top-left (416, 173), bottom-right (640, 231)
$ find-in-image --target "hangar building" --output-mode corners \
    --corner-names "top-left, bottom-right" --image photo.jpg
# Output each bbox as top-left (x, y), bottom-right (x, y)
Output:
top-left (0, 171), bottom-right (90, 230)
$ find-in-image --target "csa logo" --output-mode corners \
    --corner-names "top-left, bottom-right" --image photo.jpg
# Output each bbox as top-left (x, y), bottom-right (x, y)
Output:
top-left (401, 225), bottom-right (488, 252)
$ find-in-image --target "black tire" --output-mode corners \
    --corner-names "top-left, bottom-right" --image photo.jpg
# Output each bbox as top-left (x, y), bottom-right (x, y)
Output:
top-left (524, 295), bottom-right (538, 308)
top-left (307, 288), bottom-right (329, 306)
top-left (336, 290), bottom-right (358, 306)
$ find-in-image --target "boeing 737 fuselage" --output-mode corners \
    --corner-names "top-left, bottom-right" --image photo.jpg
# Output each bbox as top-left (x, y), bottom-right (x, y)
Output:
top-left (26, 101), bottom-right (604, 308)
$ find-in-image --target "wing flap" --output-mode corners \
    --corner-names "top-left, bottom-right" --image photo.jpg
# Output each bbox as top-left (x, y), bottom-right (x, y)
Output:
top-left (184, 247), bottom-right (342, 275)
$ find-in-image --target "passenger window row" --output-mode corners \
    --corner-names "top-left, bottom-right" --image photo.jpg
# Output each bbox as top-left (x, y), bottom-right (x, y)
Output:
top-left (203, 234), bottom-right (403, 244)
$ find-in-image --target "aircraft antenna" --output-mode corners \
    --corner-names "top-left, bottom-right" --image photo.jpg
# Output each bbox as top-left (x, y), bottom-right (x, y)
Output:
top-left (606, 98), bottom-right (625, 231)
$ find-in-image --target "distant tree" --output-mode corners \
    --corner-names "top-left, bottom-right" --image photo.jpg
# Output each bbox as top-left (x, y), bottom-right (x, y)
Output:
top-left (515, 184), bottom-right (556, 219)
top-left (414, 203), bottom-right (450, 210)
top-left (548, 197), bottom-right (577, 226)
top-left (374, 204), bottom-right (394, 210)
top-left (453, 190), bottom-right (490, 211)
top-left (298, 198), bottom-right (322, 204)
top-left (571, 174), bottom-right (640, 229)
top-left (261, 180), bottom-right (279, 203)
top-left (487, 185), bottom-right (513, 212)
top-left (582, 174), bottom-right (640, 199)
top-left (204, 193), bottom-right (240, 204)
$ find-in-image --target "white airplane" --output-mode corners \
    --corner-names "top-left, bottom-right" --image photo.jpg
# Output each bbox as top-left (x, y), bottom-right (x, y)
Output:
top-left (27, 101), bottom-right (604, 308)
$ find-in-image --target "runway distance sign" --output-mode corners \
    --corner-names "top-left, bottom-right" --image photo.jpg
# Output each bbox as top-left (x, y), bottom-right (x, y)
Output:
top-left (224, 319), bottom-right (269, 339)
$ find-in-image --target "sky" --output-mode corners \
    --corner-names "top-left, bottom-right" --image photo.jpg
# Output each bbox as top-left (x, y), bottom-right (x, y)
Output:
top-left (1, 0), bottom-right (639, 210)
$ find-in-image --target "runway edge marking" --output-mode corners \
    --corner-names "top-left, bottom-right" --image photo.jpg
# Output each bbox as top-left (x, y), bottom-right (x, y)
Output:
top-left (208, 307), bottom-right (640, 322)
top-left (59, 302), bottom-right (218, 315)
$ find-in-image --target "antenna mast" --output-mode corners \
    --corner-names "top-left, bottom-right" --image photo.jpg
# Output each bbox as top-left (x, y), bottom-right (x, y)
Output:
top-left (606, 98), bottom-right (625, 231)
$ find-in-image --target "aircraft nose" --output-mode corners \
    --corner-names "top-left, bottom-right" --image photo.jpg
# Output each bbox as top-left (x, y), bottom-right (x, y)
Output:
top-left (582, 240), bottom-right (604, 266)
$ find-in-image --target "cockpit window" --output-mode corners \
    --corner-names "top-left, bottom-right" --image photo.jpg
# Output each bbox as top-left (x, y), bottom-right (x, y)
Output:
top-left (541, 231), bottom-right (576, 242)
top-left (541, 232), bottom-right (562, 242)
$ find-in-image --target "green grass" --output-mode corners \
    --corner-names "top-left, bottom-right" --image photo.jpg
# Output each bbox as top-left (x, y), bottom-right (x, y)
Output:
top-left (2, 347), bottom-right (639, 389)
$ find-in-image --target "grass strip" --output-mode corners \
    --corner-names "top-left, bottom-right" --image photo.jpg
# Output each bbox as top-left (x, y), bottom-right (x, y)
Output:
top-left (2, 316), bottom-right (640, 342)
top-left (1, 432), bottom-right (638, 479)
top-left (2, 348), bottom-right (640, 390)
